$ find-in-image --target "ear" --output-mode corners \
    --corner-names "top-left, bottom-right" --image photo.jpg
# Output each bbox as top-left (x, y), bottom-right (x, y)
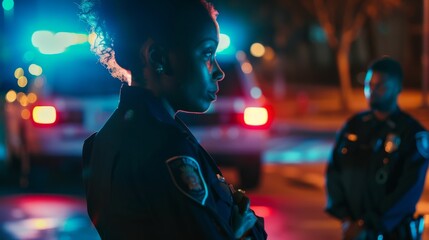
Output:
top-left (393, 78), bottom-right (402, 95)
top-left (148, 44), bottom-right (170, 75)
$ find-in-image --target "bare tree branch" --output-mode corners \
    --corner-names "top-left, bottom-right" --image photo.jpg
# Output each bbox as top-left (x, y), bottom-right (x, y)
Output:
top-left (314, 0), bottom-right (338, 48)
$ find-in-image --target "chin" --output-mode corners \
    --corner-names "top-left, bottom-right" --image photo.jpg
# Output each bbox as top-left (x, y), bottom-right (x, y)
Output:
top-left (182, 103), bottom-right (210, 114)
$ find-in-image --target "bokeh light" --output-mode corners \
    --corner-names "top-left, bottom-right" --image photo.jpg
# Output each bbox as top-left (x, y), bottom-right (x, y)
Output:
top-left (217, 33), bottom-right (231, 53)
top-left (17, 76), bottom-right (28, 88)
top-left (34, 77), bottom-right (45, 88)
top-left (2, 0), bottom-right (14, 11)
top-left (250, 43), bottom-right (265, 57)
top-left (21, 109), bottom-right (31, 120)
top-left (27, 93), bottom-right (38, 104)
top-left (19, 95), bottom-right (28, 107)
top-left (29, 64), bottom-right (43, 76)
top-left (5, 90), bottom-right (17, 103)
top-left (32, 31), bottom-right (89, 55)
top-left (241, 62), bottom-right (253, 74)
top-left (236, 51), bottom-right (246, 62)
top-left (262, 46), bottom-right (275, 61)
top-left (14, 68), bottom-right (24, 79)
top-left (250, 87), bottom-right (262, 99)
top-left (16, 92), bottom-right (25, 102)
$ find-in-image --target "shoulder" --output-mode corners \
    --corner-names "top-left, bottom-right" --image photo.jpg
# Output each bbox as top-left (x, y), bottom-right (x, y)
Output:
top-left (396, 111), bottom-right (426, 133)
top-left (340, 111), bottom-right (372, 131)
top-left (396, 111), bottom-right (429, 158)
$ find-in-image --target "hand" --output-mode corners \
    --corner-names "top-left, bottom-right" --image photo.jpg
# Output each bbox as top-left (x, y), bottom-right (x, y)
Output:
top-left (232, 205), bottom-right (257, 239)
top-left (232, 189), bottom-right (257, 239)
top-left (342, 219), bottom-right (365, 240)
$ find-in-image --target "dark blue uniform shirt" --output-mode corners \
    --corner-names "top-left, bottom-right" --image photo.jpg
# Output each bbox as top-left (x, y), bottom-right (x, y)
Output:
top-left (82, 85), bottom-right (267, 239)
top-left (326, 109), bottom-right (429, 233)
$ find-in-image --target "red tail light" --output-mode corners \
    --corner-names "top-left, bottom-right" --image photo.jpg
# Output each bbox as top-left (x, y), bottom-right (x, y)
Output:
top-left (243, 107), bottom-right (269, 127)
top-left (32, 106), bottom-right (57, 124)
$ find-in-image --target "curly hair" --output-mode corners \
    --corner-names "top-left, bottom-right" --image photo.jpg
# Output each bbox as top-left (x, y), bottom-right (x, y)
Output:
top-left (79, 0), bottom-right (218, 84)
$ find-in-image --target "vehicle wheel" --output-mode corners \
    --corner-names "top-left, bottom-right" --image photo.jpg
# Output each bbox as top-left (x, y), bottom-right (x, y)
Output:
top-left (238, 156), bottom-right (262, 190)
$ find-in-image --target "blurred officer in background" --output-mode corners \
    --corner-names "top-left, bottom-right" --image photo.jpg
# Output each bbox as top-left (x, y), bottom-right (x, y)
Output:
top-left (79, 0), bottom-right (267, 239)
top-left (326, 56), bottom-right (429, 240)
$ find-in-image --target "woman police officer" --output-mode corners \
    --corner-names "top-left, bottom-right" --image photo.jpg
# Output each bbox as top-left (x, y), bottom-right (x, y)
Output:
top-left (79, 0), bottom-right (267, 239)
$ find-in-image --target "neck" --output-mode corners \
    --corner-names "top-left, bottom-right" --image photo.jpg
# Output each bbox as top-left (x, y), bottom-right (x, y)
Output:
top-left (161, 98), bottom-right (176, 118)
top-left (373, 105), bottom-right (398, 121)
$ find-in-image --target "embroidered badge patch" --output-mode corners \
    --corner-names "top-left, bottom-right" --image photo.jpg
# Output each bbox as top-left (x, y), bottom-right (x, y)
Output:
top-left (166, 156), bottom-right (208, 205)
top-left (416, 131), bottom-right (429, 158)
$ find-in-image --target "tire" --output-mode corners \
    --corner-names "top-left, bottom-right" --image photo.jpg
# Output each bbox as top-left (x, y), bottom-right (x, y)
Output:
top-left (238, 156), bottom-right (262, 190)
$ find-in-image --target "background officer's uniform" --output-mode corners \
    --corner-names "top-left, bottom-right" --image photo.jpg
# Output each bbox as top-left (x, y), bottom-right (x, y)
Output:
top-left (82, 85), bottom-right (267, 239)
top-left (326, 109), bottom-right (429, 239)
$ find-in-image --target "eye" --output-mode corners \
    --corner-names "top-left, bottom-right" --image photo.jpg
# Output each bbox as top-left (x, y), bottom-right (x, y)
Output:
top-left (203, 48), bottom-right (215, 58)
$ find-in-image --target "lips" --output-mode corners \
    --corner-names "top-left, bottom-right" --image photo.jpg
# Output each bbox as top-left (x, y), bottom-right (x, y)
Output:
top-left (208, 92), bottom-right (217, 101)
top-left (208, 91), bottom-right (218, 101)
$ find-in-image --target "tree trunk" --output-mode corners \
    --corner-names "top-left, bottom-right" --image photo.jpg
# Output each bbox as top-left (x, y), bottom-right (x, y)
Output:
top-left (336, 43), bottom-right (353, 112)
top-left (364, 20), bottom-right (377, 61)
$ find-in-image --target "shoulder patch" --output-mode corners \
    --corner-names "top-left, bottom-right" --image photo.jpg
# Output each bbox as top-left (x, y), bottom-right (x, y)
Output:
top-left (166, 156), bottom-right (208, 205)
top-left (416, 131), bottom-right (429, 158)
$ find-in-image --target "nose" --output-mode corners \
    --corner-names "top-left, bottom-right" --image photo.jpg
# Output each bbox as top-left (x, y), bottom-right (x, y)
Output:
top-left (212, 60), bottom-right (225, 82)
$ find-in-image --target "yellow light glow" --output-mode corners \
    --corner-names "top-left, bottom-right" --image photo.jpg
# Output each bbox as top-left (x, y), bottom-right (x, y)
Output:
top-left (17, 76), bottom-right (28, 88)
top-left (19, 95), bottom-right (28, 107)
top-left (14, 68), bottom-right (24, 79)
top-left (244, 107), bottom-right (268, 126)
top-left (16, 92), bottom-right (25, 102)
top-left (262, 46), bottom-right (275, 61)
top-left (33, 106), bottom-right (56, 124)
top-left (21, 109), bottom-right (31, 120)
top-left (5, 90), bottom-right (17, 103)
top-left (32, 31), bottom-right (90, 55)
top-left (385, 142), bottom-right (393, 153)
top-left (72, 33), bottom-right (88, 44)
top-left (88, 32), bottom-right (97, 46)
top-left (27, 93), bottom-right (38, 103)
top-left (28, 64), bottom-right (43, 76)
top-left (22, 218), bottom-right (59, 230)
top-left (347, 134), bottom-right (358, 142)
top-left (241, 62), bottom-right (253, 74)
top-left (250, 43), bottom-right (265, 57)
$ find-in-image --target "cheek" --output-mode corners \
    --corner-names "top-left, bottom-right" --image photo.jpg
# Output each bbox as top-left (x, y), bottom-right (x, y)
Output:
top-left (205, 59), bottom-right (214, 73)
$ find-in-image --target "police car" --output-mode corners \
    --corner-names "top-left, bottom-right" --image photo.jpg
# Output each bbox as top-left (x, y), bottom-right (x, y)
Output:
top-left (5, 50), bottom-right (121, 169)
top-left (178, 51), bottom-right (273, 188)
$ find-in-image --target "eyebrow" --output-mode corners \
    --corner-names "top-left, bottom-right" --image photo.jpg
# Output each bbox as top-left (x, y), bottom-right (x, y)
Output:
top-left (196, 38), bottom-right (218, 46)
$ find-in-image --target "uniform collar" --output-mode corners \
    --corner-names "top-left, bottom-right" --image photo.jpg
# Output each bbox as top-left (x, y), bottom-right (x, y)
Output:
top-left (369, 107), bottom-right (402, 129)
top-left (118, 84), bottom-right (177, 126)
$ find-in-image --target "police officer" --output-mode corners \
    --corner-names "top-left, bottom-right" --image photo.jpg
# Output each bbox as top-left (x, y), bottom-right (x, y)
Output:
top-left (79, 0), bottom-right (267, 239)
top-left (326, 57), bottom-right (429, 240)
